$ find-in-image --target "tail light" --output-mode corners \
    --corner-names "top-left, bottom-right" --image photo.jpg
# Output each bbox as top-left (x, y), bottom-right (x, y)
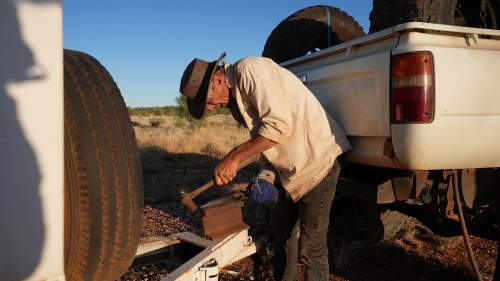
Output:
top-left (391, 52), bottom-right (434, 123)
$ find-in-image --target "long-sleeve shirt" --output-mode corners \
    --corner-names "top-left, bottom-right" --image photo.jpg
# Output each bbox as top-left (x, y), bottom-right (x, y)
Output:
top-left (225, 57), bottom-right (351, 201)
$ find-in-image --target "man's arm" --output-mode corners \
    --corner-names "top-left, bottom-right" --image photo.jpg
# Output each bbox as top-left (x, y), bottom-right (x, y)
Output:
top-left (214, 135), bottom-right (276, 186)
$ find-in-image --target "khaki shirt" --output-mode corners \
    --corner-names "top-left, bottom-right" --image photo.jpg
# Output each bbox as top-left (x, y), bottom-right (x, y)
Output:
top-left (225, 57), bottom-right (351, 201)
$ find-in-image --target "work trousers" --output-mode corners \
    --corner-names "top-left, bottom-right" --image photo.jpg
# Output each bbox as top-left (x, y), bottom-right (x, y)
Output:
top-left (270, 160), bottom-right (340, 281)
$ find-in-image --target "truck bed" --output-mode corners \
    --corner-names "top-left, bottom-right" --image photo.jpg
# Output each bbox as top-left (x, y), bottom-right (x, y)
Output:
top-left (285, 23), bottom-right (500, 170)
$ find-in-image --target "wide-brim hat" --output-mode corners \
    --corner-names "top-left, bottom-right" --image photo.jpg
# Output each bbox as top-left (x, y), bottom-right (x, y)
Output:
top-left (179, 52), bottom-right (226, 119)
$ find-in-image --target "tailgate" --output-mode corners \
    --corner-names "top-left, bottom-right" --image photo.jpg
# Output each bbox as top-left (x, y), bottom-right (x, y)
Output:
top-left (286, 23), bottom-right (500, 170)
top-left (391, 24), bottom-right (500, 169)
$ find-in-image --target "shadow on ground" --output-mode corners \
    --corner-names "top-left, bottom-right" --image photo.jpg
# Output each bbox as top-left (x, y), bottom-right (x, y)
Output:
top-left (328, 238), bottom-right (477, 281)
top-left (139, 145), bottom-right (259, 204)
top-left (131, 146), bottom-right (495, 281)
top-left (327, 195), bottom-right (493, 280)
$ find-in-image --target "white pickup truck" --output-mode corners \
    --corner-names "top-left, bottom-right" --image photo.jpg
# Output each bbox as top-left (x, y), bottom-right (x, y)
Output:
top-left (281, 22), bottom-right (500, 213)
top-left (262, 11), bottom-right (500, 278)
top-left (285, 22), bottom-right (500, 172)
top-left (274, 19), bottom-right (500, 279)
top-left (261, 8), bottom-right (500, 277)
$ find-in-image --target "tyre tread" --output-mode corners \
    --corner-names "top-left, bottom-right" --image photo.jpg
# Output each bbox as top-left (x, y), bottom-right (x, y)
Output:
top-left (64, 94), bottom-right (91, 281)
top-left (262, 5), bottom-right (364, 63)
top-left (369, 0), bottom-right (457, 33)
top-left (64, 49), bottom-right (143, 281)
top-left (65, 51), bottom-right (112, 281)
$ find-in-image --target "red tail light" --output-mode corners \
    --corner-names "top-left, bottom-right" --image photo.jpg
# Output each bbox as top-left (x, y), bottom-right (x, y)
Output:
top-left (391, 52), bottom-right (434, 123)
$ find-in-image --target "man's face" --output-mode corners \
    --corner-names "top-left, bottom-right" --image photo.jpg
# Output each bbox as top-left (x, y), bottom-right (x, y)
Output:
top-left (205, 71), bottom-right (229, 112)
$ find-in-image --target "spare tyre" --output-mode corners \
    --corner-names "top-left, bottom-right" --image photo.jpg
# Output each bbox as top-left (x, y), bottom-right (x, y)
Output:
top-left (64, 49), bottom-right (143, 281)
top-left (262, 5), bottom-right (365, 63)
top-left (369, 0), bottom-right (500, 33)
top-left (454, 0), bottom-right (500, 29)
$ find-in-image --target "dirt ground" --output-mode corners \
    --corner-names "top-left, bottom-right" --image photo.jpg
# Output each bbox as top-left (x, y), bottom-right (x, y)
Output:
top-left (122, 115), bottom-right (498, 281)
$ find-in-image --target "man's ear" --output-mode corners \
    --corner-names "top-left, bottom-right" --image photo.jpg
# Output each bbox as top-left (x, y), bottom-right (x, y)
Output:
top-left (213, 69), bottom-right (226, 82)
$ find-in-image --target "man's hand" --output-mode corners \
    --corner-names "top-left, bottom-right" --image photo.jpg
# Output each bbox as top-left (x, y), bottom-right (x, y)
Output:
top-left (214, 135), bottom-right (276, 186)
top-left (214, 156), bottom-right (239, 186)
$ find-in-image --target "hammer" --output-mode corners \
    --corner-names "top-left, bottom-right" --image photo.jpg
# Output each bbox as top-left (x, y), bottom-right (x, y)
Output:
top-left (180, 156), bottom-right (258, 213)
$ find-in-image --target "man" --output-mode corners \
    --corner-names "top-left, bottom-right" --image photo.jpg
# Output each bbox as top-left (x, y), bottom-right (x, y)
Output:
top-left (179, 52), bottom-right (351, 281)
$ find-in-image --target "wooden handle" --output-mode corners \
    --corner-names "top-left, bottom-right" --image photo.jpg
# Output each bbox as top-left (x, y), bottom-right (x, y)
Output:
top-left (189, 155), bottom-right (259, 199)
top-left (190, 179), bottom-right (215, 199)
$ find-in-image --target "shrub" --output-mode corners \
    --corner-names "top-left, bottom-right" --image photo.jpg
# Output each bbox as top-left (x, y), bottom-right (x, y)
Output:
top-left (149, 118), bottom-right (163, 128)
top-left (128, 106), bottom-right (176, 117)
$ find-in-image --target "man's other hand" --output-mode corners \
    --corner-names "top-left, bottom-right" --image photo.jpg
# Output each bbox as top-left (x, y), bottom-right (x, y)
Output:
top-left (249, 178), bottom-right (278, 203)
top-left (214, 156), bottom-right (239, 186)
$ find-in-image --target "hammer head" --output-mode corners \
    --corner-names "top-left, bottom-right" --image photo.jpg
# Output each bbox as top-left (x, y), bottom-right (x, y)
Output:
top-left (180, 188), bottom-right (199, 214)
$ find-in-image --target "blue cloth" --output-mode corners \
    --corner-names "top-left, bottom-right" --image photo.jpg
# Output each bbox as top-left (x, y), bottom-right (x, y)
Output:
top-left (249, 178), bottom-right (278, 203)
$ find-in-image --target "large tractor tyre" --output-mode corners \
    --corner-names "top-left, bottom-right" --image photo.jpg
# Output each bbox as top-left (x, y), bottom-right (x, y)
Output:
top-left (369, 0), bottom-right (500, 33)
top-left (64, 49), bottom-right (144, 281)
top-left (262, 5), bottom-right (365, 64)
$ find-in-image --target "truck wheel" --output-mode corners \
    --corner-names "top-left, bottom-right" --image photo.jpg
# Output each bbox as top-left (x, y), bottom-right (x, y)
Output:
top-left (380, 207), bottom-right (409, 240)
top-left (369, 0), bottom-right (500, 33)
top-left (64, 49), bottom-right (143, 281)
top-left (329, 195), bottom-right (408, 241)
top-left (328, 195), bottom-right (409, 271)
top-left (262, 5), bottom-right (365, 63)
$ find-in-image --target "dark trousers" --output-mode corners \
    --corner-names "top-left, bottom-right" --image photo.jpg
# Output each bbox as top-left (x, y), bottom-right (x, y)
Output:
top-left (270, 160), bottom-right (340, 281)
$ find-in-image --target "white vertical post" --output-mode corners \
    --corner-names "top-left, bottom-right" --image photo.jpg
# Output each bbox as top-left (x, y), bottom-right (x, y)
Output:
top-left (0, 0), bottom-right (64, 280)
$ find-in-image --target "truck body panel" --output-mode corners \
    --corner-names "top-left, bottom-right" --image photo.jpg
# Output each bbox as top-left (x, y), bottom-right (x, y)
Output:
top-left (286, 23), bottom-right (500, 170)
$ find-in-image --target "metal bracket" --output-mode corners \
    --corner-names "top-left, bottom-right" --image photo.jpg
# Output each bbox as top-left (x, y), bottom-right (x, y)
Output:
top-left (465, 33), bottom-right (480, 46)
top-left (431, 171), bottom-right (457, 221)
top-left (174, 232), bottom-right (216, 248)
top-left (325, 7), bottom-right (332, 47)
top-left (163, 229), bottom-right (264, 281)
top-left (197, 258), bottom-right (219, 281)
top-left (296, 74), bottom-right (308, 84)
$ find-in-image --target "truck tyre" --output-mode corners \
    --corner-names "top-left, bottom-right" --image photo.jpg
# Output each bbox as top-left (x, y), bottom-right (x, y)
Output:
top-left (262, 5), bottom-right (365, 63)
top-left (64, 49), bottom-right (143, 281)
top-left (380, 207), bottom-right (409, 240)
top-left (329, 195), bottom-right (408, 242)
top-left (369, 0), bottom-right (500, 33)
top-left (454, 0), bottom-right (500, 30)
top-left (369, 0), bottom-right (403, 33)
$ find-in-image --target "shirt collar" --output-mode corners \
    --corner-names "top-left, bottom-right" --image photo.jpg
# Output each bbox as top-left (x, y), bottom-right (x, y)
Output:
top-left (224, 63), bottom-right (236, 89)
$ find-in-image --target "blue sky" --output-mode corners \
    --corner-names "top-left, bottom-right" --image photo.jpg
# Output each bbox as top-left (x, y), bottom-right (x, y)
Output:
top-left (63, 1), bottom-right (372, 107)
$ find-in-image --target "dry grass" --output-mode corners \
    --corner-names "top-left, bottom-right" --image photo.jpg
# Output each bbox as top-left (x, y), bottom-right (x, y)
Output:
top-left (127, 114), bottom-right (498, 281)
top-left (132, 115), bottom-right (249, 159)
top-left (131, 114), bottom-right (254, 203)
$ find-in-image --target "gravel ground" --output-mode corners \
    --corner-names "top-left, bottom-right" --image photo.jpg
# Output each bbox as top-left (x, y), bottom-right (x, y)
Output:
top-left (122, 201), bottom-right (498, 281)
top-left (124, 126), bottom-right (498, 280)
